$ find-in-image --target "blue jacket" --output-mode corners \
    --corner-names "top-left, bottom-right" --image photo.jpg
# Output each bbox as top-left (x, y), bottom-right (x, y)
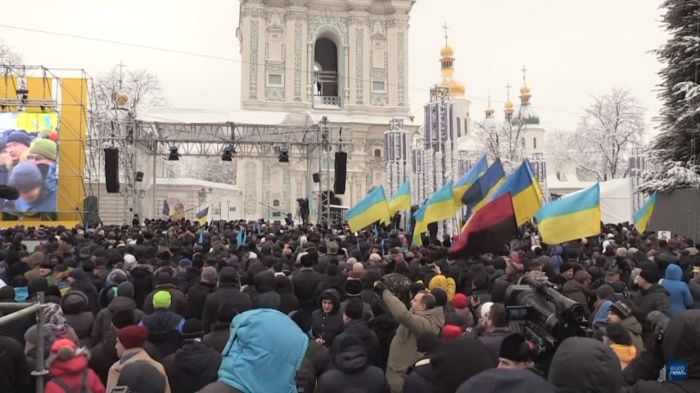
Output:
top-left (219, 309), bottom-right (309, 393)
top-left (592, 299), bottom-right (612, 325)
top-left (550, 246), bottom-right (564, 275)
top-left (661, 264), bottom-right (693, 316)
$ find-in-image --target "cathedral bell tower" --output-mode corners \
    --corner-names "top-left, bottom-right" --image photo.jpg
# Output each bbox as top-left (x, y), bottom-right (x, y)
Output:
top-left (237, 0), bottom-right (414, 117)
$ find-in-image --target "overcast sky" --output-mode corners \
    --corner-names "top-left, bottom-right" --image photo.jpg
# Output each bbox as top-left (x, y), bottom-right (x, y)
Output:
top-left (0, 0), bottom-right (667, 132)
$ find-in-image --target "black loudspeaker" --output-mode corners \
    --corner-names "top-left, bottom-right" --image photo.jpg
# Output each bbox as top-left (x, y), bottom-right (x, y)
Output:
top-left (334, 152), bottom-right (347, 195)
top-left (104, 148), bottom-right (120, 193)
top-left (313, 173), bottom-right (320, 183)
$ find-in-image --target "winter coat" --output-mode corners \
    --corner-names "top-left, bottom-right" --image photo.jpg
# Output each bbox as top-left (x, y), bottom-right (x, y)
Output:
top-left (217, 309), bottom-right (308, 393)
top-left (197, 381), bottom-right (244, 393)
top-left (338, 297), bottom-right (373, 320)
top-left (619, 317), bottom-right (645, 355)
top-left (106, 348), bottom-right (171, 393)
top-left (316, 344), bottom-right (389, 393)
top-left (311, 288), bottom-right (344, 346)
top-left (368, 312), bottom-right (398, 372)
top-left (91, 296), bottom-right (145, 346)
top-left (201, 283), bottom-right (252, 333)
top-left (88, 334), bottom-right (161, 385)
top-left (660, 264), bottom-right (694, 316)
top-left (622, 310), bottom-right (700, 393)
top-left (295, 338), bottom-right (333, 393)
top-left (381, 290), bottom-right (444, 393)
top-left (185, 280), bottom-right (216, 320)
top-left (548, 337), bottom-right (622, 393)
top-left (60, 291), bottom-right (95, 346)
top-left (457, 368), bottom-right (554, 393)
top-left (45, 351), bottom-right (105, 393)
top-left (0, 335), bottom-right (32, 393)
top-left (202, 322), bottom-right (230, 353)
top-left (592, 299), bottom-right (613, 325)
top-left (631, 284), bottom-right (672, 331)
top-left (68, 281), bottom-right (100, 315)
top-left (129, 264), bottom-right (154, 309)
top-left (690, 275), bottom-right (700, 309)
top-left (562, 278), bottom-right (593, 318)
top-left (161, 340), bottom-right (222, 393)
top-left (431, 339), bottom-right (493, 393)
top-left (140, 309), bottom-right (185, 358)
top-left (403, 358), bottom-right (432, 393)
top-left (116, 361), bottom-right (167, 393)
top-left (332, 319), bottom-right (382, 367)
top-left (476, 327), bottom-right (514, 367)
top-left (142, 283), bottom-right (188, 316)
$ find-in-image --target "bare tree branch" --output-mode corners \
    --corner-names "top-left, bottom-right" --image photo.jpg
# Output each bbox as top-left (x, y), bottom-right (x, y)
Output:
top-left (0, 38), bottom-right (22, 65)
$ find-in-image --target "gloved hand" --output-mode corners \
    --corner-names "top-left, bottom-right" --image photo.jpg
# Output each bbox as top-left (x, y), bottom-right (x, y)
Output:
top-left (373, 280), bottom-right (386, 296)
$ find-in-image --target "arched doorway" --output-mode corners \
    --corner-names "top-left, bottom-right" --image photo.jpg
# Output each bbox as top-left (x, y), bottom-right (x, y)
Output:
top-left (314, 37), bottom-right (340, 107)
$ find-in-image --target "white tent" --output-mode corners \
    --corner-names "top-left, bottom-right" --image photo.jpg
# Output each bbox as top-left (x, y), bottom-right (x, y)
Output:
top-left (562, 178), bottom-right (632, 224)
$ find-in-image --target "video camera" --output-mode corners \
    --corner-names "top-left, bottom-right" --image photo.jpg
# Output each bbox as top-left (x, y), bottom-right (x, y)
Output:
top-left (504, 276), bottom-right (591, 373)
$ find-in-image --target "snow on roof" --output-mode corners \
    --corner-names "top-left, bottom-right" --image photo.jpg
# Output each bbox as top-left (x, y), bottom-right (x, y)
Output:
top-left (308, 111), bottom-right (415, 126)
top-left (458, 135), bottom-right (485, 152)
top-left (137, 108), bottom-right (317, 127)
top-left (156, 177), bottom-right (241, 192)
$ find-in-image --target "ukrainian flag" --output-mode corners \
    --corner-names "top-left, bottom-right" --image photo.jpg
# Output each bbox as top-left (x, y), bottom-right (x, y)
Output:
top-left (634, 191), bottom-right (657, 233)
top-left (196, 207), bottom-right (209, 225)
top-left (412, 204), bottom-right (427, 245)
top-left (535, 183), bottom-right (601, 244)
top-left (491, 159), bottom-right (544, 226)
top-left (389, 181), bottom-right (411, 215)
top-left (347, 186), bottom-right (391, 232)
top-left (412, 183), bottom-right (455, 245)
top-left (453, 155), bottom-right (488, 206)
top-left (462, 158), bottom-right (506, 213)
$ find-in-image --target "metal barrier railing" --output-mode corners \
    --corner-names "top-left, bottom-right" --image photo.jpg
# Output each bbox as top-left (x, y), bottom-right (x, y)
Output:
top-left (0, 292), bottom-right (47, 393)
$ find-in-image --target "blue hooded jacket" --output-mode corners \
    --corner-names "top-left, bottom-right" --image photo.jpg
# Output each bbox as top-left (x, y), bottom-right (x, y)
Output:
top-left (550, 246), bottom-right (564, 275)
top-left (218, 308), bottom-right (309, 393)
top-left (661, 264), bottom-right (693, 316)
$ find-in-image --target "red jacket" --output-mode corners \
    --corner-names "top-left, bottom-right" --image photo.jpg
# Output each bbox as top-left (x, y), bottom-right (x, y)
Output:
top-left (45, 354), bottom-right (105, 393)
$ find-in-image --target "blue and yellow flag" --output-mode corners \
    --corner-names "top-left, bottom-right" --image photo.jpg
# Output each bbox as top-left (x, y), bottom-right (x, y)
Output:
top-left (236, 228), bottom-right (247, 245)
top-left (389, 181), bottom-right (411, 215)
top-left (196, 207), bottom-right (209, 225)
top-left (453, 155), bottom-right (488, 206)
top-left (535, 183), bottom-right (601, 244)
top-left (346, 186), bottom-right (391, 232)
top-left (462, 158), bottom-right (506, 213)
top-left (412, 203), bottom-right (427, 246)
top-left (413, 182), bottom-right (456, 245)
top-left (491, 159), bottom-right (544, 226)
top-left (634, 192), bottom-right (657, 233)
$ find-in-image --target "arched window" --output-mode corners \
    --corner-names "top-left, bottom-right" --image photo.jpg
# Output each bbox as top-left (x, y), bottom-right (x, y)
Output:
top-left (456, 117), bottom-right (461, 138)
top-left (374, 149), bottom-right (381, 158)
top-left (273, 199), bottom-right (280, 207)
top-left (533, 137), bottom-right (537, 149)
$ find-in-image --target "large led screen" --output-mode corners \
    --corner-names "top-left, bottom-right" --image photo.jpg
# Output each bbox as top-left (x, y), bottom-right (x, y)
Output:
top-left (0, 112), bottom-right (59, 216)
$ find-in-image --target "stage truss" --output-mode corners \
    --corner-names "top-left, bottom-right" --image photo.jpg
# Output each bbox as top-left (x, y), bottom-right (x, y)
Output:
top-left (93, 115), bottom-right (353, 225)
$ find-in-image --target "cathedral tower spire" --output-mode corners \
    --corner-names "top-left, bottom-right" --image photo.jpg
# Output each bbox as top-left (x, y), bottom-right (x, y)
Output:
top-left (438, 23), bottom-right (465, 98)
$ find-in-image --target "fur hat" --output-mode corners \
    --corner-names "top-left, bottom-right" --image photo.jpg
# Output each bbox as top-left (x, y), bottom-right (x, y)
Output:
top-left (345, 278), bottom-right (363, 296)
top-left (46, 338), bottom-right (88, 367)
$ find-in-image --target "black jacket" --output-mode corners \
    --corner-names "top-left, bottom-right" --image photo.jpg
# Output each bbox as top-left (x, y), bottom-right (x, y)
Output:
top-left (332, 319), bottom-right (382, 368)
top-left (311, 289), bottom-right (344, 346)
top-left (117, 361), bottom-right (167, 393)
top-left (202, 322), bottom-right (230, 353)
top-left (201, 283), bottom-right (252, 333)
top-left (368, 312), bottom-right (398, 371)
top-left (186, 281), bottom-right (216, 320)
top-left (295, 338), bottom-right (333, 393)
top-left (0, 335), bottom-right (32, 393)
top-left (143, 283), bottom-right (188, 316)
top-left (129, 264), bottom-right (154, 309)
top-left (316, 345), bottom-right (389, 393)
top-left (622, 310), bottom-right (700, 393)
top-left (162, 340), bottom-right (222, 393)
top-left (632, 284), bottom-right (672, 334)
top-left (141, 309), bottom-right (184, 358)
top-left (68, 280), bottom-right (100, 315)
top-left (403, 358), bottom-right (432, 393)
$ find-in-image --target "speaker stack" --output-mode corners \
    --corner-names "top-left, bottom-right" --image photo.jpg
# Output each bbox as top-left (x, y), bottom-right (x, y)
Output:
top-left (334, 152), bottom-right (347, 195)
top-left (104, 148), bottom-right (120, 193)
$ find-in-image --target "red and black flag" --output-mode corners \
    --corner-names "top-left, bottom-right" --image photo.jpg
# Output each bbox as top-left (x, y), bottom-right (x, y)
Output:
top-left (451, 192), bottom-right (519, 256)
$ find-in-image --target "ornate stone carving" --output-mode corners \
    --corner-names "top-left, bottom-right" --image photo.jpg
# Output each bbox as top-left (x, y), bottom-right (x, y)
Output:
top-left (249, 20), bottom-right (259, 100)
top-left (354, 138), bottom-right (366, 152)
top-left (265, 87), bottom-right (285, 101)
top-left (307, 15), bottom-right (348, 45)
top-left (294, 21), bottom-right (302, 102)
top-left (244, 161), bottom-right (257, 215)
top-left (397, 30), bottom-right (406, 106)
top-left (355, 27), bottom-right (364, 105)
top-left (371, 93), bottom-right (388, 107)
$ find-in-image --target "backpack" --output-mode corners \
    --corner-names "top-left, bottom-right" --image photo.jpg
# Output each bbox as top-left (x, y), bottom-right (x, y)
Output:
top-left (50, 369), bottom-right (93, 393)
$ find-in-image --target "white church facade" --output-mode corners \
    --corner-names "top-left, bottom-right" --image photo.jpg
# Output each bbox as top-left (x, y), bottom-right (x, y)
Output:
top-left (235, 0), bottom-right (418, 221)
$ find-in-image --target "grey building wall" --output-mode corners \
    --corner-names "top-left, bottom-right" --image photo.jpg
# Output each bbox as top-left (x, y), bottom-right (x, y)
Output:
top-left (648, 189), bottom-right (700, 241)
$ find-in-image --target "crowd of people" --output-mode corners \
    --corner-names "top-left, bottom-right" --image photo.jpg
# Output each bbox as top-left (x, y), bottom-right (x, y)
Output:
top-left (0, 128), bottom-right (59, 214)
top-left (0, 218), bottom-right (698, 393)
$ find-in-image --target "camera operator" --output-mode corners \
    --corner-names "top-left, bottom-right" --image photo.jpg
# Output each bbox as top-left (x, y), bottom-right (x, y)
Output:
top-left (465, 303), bottom-right (514, 367)
top-left (622, 310), bottom-right (700, 392)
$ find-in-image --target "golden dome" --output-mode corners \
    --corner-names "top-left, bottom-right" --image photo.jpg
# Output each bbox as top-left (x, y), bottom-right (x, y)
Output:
top-left (505, 100), bottom-right (514, 111)
top-left (440, 45), bottom-right (454, 58)
top-left (520, 85), bottom-right (530, 95)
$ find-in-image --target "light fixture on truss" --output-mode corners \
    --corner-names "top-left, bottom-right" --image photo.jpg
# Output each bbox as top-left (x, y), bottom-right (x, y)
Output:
top-left (278, 146), bottom-right (290, 163)
top-left (168, 146), bottom-right (180, 161)
top-left (222, 144), bottom-right (235, 161)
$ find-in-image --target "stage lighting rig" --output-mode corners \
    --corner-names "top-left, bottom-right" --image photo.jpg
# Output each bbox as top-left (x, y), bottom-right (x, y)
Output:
top-left (278, 146), bottom-right (290, 163)
top-left (168, 146), bottom-right (180, 161)
top-left (222, 144), bottom-right (235, 161)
